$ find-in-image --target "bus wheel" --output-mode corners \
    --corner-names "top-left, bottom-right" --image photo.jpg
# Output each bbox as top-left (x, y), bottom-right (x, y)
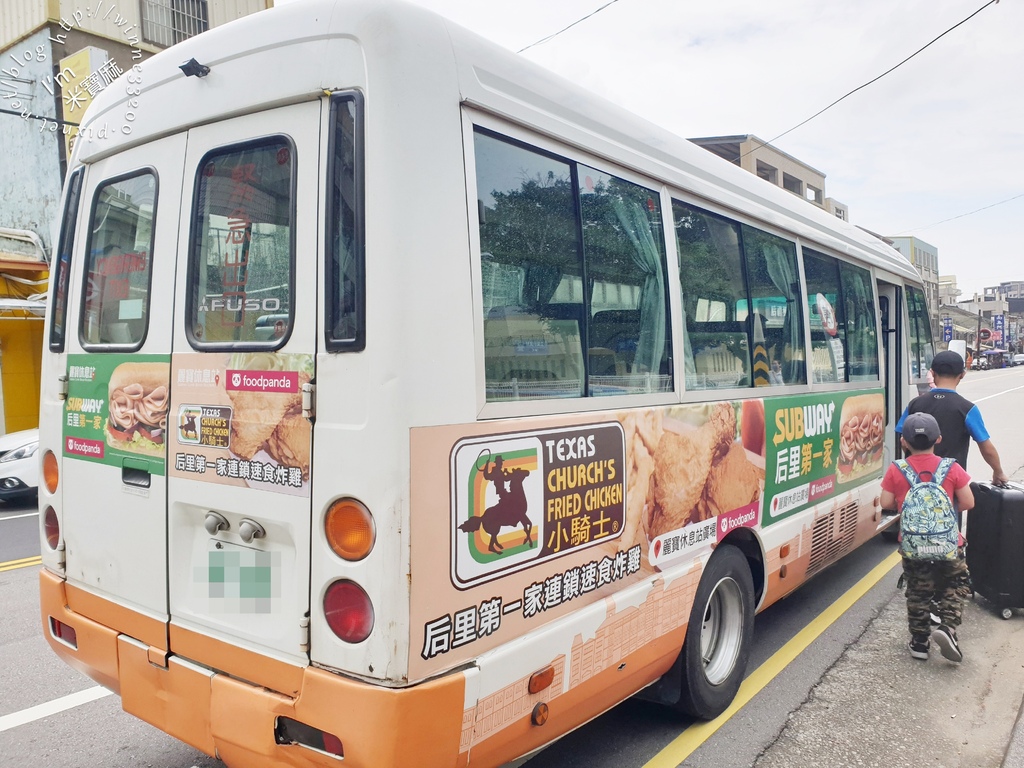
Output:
top-left (675, 544), bottom-right (754, 719)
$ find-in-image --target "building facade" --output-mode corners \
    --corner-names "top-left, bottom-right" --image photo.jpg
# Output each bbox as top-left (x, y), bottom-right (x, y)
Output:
top-left (0, 0), bottom-right (270, 431)
top-left (688, 135), bottom-right (850, 221)
top-left (889, 236), bottom-right (940, 342)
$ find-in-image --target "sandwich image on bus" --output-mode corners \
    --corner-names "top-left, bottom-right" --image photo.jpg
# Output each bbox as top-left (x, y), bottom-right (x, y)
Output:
top-left (36, 1), bottom-right (933, 766)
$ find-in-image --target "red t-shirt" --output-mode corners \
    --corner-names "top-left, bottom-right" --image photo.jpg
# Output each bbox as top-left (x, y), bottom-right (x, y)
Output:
top-left (881, 453), bottom-right (971, 510)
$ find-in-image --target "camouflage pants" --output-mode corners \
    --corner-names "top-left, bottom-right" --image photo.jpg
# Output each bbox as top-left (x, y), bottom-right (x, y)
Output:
top-left (902, 555), bottom-right (970, 636)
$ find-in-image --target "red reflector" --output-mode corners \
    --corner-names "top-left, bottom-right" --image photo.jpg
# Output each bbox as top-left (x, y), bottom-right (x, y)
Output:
top-left (50, 617), bottom-right (78, 648)
top-left (322, 732), bottom-right (344, 756)
top-left (323, 580), bottom-right (374, 644)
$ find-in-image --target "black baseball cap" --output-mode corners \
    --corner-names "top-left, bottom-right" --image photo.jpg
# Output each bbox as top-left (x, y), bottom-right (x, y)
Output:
top-left (902, 412), bottom-right (941, 449)
top-left (931, 350), bottom-right (965, 376)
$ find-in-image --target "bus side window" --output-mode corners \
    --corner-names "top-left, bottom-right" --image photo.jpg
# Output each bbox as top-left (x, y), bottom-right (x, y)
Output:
top-left (839, 260), bottom-right (879, 379)
top-left (80, 171), bottom-right (157, 349)
top-left (905, 285), bottom-right (934, 380)
top-left (740, 225), bottom-right (806, 387)
top-left (802, 249), bottom-right (846, 383)
top-left (475, 130), bottom-right (583, 401)
top-left (802, 247), bottom-right (881, 383)
top-left (674, 202), bottom-right (807, 389)
top-left (579, 164), bottom-right (672, 396)
top-left (673, 203), bottom-right (750, 389)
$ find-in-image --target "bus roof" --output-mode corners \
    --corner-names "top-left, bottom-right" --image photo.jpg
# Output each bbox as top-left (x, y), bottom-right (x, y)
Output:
top-left (74, 0), bottom-right (920, 283)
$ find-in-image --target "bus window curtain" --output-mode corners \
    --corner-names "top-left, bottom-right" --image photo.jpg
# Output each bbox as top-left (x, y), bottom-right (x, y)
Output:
top-left (611, 196), bottom-right (666, 375)
top-left (764, 242), bottom-right (803, 383)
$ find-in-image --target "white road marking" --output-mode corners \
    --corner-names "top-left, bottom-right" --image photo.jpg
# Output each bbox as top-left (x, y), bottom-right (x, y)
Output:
top-left (0, 512), bottom-right (39, 522)
top-left (0, 686), bottom-right (113, 733)
top-left (973, 383), bottom-right (1024, 403)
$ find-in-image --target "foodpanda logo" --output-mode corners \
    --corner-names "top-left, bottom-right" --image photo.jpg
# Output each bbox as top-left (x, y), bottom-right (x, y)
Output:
top-left (232, 373), bottom-right (242, 387)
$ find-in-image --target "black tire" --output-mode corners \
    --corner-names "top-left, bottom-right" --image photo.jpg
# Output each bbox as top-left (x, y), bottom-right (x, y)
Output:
top-left (674, 544), bottom-right (755, 719)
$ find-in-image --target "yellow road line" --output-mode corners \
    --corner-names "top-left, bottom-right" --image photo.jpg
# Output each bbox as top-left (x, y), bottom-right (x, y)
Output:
top-left (644, 550), bottom-right (902, 768)
top-left (0, 556), bottom-right (42, 572)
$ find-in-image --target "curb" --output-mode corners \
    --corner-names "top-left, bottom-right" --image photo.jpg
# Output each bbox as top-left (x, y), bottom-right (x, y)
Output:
top-left (1002, 689), bottom-right (1024, 768)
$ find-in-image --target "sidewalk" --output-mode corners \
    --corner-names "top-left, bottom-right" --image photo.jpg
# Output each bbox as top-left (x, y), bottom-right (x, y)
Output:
top-left (753, 571), bottom-right (1024, 768)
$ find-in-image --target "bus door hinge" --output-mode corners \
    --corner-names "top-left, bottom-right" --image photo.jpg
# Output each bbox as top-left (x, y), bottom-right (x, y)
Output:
top-left (301, 382), bottom-right (315, 421)
top-left (58, 374), bottom-right (68, 400)
top-left (300, 614), bottom-right (310, 653)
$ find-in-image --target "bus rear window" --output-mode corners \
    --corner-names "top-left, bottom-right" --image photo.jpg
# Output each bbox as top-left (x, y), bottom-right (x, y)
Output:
top-left (326, 93), bottom-right (364, 351)
top-left (80, 171), bottom-right (157, 349)
top-left (50, 166), bottom-right (84, 352)
top-left (188, 138), bottom-right (294, 348)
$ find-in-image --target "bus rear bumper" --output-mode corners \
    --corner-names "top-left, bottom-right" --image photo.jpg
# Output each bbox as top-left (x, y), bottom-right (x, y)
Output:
top-left (39, 569), bottom-right (468, 767)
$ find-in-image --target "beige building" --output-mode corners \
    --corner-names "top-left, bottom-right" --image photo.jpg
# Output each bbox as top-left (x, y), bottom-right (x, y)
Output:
top-left (689, 135), bottom-right (850, 222)
top-left (939, 274), bottom-right (961, 306)
top-left (889, 237), bottom-right (940, 341)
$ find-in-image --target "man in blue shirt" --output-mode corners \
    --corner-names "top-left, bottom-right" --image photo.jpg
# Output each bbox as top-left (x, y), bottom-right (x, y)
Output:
top-left (896, 350), bottom-right (1008, 484)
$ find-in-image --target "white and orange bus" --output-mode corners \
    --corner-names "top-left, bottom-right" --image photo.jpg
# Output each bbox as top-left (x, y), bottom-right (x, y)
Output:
top-left (37, 1), bottom-right (934, 765)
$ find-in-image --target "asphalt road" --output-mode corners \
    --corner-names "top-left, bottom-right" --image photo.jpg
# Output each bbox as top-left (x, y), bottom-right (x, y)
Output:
top-left (0, 496), bottom-right (39, 563)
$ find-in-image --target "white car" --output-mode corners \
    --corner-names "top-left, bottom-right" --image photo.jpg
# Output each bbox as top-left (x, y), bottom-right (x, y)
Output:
top-left (1014, 354), bottom-right (1024, 367)
top-left (0, 428), bottom-right (39, 503)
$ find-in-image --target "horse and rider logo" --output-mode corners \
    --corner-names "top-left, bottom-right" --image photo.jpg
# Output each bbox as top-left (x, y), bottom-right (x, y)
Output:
top-left (458, 447), bottom-right (540, 564)
top-left (459, 452), bottom-right (535, 555)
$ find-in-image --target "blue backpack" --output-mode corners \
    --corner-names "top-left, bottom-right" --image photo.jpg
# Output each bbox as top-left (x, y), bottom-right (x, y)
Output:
top-left (896, 457), bottom-right (959, 561)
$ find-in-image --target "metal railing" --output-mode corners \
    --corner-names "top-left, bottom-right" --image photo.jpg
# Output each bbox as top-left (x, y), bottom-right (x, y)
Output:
top-left (140, 0), bottom-right (209, 47)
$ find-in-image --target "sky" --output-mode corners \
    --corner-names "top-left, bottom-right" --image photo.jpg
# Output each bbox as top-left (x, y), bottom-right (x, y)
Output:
top-left (273, 0), bottom-right (1021, 300)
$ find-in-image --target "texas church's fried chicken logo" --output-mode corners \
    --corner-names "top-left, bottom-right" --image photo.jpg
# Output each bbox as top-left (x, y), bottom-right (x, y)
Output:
top-left (458, 453), bottom-right (534, 554)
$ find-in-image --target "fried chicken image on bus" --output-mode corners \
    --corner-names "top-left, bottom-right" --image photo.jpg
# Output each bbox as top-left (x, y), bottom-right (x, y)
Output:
top-left (228, 389), bottom-right (296, 459)
top-left (647, 403), bottom-right (735, 539)
top-left (226, 372), bottom-right (310, 466)
top-left (265, 410), bottom-right (311, 481)
top-left (696, 441), bottom-right (764, 522)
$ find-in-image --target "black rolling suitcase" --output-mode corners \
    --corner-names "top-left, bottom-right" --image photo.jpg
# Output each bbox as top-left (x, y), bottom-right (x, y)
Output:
top-left (966, 481), bottom-right (1024, 619)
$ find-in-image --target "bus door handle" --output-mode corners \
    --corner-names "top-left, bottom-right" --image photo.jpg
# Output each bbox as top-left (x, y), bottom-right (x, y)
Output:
top-left (204, 512), bottom-right (230, 535)
top-left (121, 458), bottom-right (151, 488)
top-left (238, 519), bottom-right (266, 543)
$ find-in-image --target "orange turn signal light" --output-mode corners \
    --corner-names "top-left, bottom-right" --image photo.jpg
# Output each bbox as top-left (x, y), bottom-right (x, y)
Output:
top-left (43, 450), bottom-right (59, 494)
top-left (325, 498), bottom-right (375, 561)
top-left (528, 665), bottom-right (555, 694)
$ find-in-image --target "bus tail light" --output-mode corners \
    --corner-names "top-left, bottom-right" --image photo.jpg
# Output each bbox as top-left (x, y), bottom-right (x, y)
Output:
top-left (323, 580), bottom-right (373, 643)
top-left (43, 450), bottom-right (59, 493)
top-left (325, 499), bottom-right (375, 561)
top-left (43, 506), bottom-right (60, 549)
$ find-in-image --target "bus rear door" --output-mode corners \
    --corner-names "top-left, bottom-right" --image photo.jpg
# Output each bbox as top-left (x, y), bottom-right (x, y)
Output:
top-left (60, 133), bottom-right (187, 650)
top-left (165, 102), bottom-right (321, 677)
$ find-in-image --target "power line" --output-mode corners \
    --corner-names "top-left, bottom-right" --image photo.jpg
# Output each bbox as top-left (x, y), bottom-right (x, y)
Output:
top-left (739, 0), bottom-right (1001, 160)
top-left (0, 107), bottom-right (79, 127)
top-left (518, 0), bottom-right (623, 54)
top-left (892, 192), bottom-right (1024, 235)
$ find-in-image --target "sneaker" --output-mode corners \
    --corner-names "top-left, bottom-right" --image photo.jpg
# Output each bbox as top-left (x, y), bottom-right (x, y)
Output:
top-left (930, 625), bottom-right (962, 663)
top-left (909, 635), bottom-right (930, 660)
top-left (930, 612), bottom-right (941, 627)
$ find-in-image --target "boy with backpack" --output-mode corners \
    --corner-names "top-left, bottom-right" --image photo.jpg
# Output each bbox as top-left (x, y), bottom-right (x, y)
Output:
top-left (880, 412), bottom-right (974, 662)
